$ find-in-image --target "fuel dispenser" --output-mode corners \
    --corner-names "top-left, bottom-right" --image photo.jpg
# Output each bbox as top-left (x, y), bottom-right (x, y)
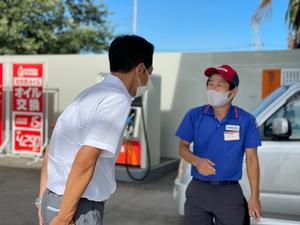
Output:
top-left (115, 75), bottom-right (161, 181)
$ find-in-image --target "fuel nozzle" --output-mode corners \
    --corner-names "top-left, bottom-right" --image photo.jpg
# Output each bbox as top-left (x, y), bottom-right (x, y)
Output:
top-left (124, 113), bottom-right (134, 138)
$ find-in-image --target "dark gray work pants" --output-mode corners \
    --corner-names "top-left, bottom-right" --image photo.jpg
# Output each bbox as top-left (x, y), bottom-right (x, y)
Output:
top-left (184, 179), bottom-right (249, 225)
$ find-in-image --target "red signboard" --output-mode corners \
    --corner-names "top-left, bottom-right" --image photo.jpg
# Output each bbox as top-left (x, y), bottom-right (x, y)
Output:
top-left (14, 114), bottom-right (42, 129)
top-left (12, 63), bottom-right (43, 155)
top-left (12, 64), bottom-right (43, 113)
top-left (0, 64), bottom-right (3, 145)
top-left (14, 129), bottom-right (42, 153)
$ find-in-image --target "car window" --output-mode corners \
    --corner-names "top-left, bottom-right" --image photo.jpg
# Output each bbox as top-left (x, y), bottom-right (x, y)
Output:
top-left (262, 91), bottom-right (300, 141)
top-left (252, 85), bottom-right (288, 117)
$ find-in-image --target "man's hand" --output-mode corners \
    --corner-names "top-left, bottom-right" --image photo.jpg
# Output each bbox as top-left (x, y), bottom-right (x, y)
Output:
top-left (49, 215), bottom-right (75, 225)
top-left (194, 157), bottom-right (216, 176)
top-left (248, 197), bottom-right (261, 222)
top-left (37, 206), bottom-right (44, 225)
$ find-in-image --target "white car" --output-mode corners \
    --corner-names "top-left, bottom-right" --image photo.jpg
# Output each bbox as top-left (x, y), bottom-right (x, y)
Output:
top-left (174, 82), bottom-right (300, 225)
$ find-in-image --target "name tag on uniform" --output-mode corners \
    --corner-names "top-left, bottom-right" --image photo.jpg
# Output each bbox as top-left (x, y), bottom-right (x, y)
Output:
top-left (225, 125), bottom-right (240, 131)
top-left (224, 131), bottom-right (240, 141)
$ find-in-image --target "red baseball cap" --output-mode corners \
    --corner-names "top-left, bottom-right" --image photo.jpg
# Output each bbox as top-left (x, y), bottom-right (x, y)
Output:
top-left (204, 64), bottom-right (239, 87)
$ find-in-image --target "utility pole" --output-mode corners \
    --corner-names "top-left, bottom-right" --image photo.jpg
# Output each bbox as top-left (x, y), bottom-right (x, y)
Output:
top-left (252, 23), bottom-right (261, 50)
top-left (133, 0), bottom-right (138, 34)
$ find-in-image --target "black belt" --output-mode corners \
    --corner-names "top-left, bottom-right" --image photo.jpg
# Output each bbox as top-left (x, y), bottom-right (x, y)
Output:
top-left (193, 178), bottom-right (238, 186)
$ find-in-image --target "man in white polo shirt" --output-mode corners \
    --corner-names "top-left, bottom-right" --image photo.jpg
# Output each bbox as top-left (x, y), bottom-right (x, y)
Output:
top-left (36, 35), bottom-right (154, 225)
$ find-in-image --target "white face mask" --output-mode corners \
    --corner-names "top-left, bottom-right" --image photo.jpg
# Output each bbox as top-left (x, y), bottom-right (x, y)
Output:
top-left (135, 66), bottom-right (151, 98)
top-left (206, 89), bottom-right (233, 107)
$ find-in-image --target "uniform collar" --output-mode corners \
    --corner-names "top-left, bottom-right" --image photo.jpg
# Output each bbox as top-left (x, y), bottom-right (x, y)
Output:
top-left (104, 74), bottom-right (132, 100)
top-left (203, 105), bottom-right (239, 120)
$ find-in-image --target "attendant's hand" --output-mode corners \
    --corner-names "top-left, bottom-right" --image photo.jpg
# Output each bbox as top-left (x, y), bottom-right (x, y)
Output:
top-left (248, 197), bottom-right (261, 222)
top-left (193, 157), bottom-right (216, 176)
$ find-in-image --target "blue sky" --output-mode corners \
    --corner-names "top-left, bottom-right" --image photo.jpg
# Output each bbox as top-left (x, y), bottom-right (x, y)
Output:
top-left (104, 0), bottom-right (289, 53)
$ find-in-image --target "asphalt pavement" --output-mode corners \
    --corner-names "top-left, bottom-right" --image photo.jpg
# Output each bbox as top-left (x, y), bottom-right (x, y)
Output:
top-left (0, 157), bottom-right (183, 225)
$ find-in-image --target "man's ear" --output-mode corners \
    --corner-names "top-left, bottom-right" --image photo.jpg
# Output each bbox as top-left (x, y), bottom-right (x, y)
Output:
top-left (135, 63), bottom-right (145, 75)
top-left (231, 87), bottom-right (239, 97)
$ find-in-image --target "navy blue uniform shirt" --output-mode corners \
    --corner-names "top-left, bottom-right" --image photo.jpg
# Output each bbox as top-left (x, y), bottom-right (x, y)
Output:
top-left (175, 105), bottom-right (261, 181)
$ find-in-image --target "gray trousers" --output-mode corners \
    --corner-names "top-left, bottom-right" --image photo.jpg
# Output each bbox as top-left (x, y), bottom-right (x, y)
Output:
top-left (41, 189), bottom-right (105, 225)
top-left (185, 179), bottom-right (247, 225)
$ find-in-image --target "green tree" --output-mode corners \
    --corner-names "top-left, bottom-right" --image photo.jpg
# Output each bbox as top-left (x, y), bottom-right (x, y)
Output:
top-left (253, 0), bottom-right (300, 48)
top-left (0, 0), bottom-right (113, 54)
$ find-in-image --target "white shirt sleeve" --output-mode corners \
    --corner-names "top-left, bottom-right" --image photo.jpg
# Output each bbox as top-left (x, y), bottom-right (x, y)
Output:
top-left (82, 94), bottom-right (130, 158)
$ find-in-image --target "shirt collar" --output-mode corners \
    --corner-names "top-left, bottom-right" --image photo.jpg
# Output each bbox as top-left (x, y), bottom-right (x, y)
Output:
top-left (228, 105), bottom-right (239, 120)
top-left (203, 105), bottom-right (239, 120)
top-left (103, 74), bottom-right (132, 100)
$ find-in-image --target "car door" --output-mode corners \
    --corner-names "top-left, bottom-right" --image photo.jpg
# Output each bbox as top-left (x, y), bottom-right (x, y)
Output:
top-left (257, 91), bottom-right (300, 219)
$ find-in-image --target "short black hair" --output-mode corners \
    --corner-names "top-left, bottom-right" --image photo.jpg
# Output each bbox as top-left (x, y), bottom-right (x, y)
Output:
top-left (109, 35), bottom-right (154, 73)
